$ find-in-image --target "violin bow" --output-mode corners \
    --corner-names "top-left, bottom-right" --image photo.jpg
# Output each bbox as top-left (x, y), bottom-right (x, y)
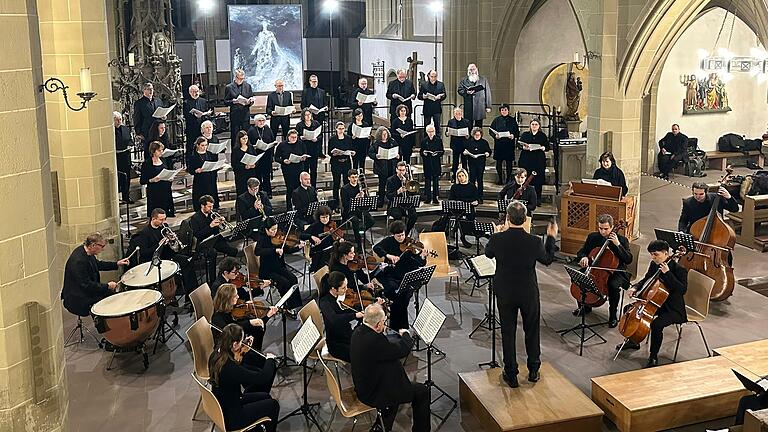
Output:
top-left (280, 219), bottom-right (295, 250)
top-left (209, 323), bottom-right (268, 359)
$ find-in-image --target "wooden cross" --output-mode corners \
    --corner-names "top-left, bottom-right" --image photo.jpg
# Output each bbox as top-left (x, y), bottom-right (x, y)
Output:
top-left (407, 51), bottom-right (423, 84)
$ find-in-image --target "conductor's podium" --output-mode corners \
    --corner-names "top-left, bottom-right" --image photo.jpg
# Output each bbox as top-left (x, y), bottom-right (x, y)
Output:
top-left (714, 339), bottom-right (768, 376)
top-left (591, 356), bottom-right (756, 432)
top-left (459, 362), bottom-right (603, 432)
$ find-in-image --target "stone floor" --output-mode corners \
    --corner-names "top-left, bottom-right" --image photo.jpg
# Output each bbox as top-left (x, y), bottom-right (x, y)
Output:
top-left (64, 170), bottom-right (768, 432)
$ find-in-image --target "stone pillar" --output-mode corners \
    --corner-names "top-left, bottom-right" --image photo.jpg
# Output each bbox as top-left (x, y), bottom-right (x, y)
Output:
top-left (38, 0), bottom-right (121, 269)
top-left (0, 1), bottom-right (67, 430)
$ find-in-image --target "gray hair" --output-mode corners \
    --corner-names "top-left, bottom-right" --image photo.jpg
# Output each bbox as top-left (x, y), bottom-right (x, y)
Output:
top-left (84, 232), bottom-right (105, 246)
top-left (375, 126), bottom-right (389, 142)
top-left (254, 114), bottom-right (266, 122)
top-left (506, 201), bottom-right (527, 225)
top-left (453, 107), bottom-right (463, 115)
top-left (188, 84), bottom-right (199, 92)
top-left (143, 82), bottom-right (153, 90)
top-left (112, 111), bottom-right (123, 120)
top-left (200, 120), bottom-right (213, 132)
top-left (425, 124), bottom-right (436, 133)
top-left (396, 69), bottom-right (407, 75)
top-left (235, 69), bottom-right (245, 77)
top-left (362, 304), bottom-right (385, 326)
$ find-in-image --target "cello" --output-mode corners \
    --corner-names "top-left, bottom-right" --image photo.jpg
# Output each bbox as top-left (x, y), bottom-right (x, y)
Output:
top-left (569, 220), bottom-right (628, 307)
top-left (679, 168), bottom-right (736, 301)
top-left (618, 250), bottom-right (685, 343)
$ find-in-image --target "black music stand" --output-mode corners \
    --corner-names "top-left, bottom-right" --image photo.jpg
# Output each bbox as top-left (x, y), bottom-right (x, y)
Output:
top-left (654, 229), bottom-right (696, 253)
top-left (412, 299), bottom-right (457, 424)
top-left (392, 195), bottom-right (421, 235)
top-left (147, 244), bottom-right (184, 357)
top-left (399, 265), bottom-right (437, 353)
top-left (278, 317), bottom-right (322, 431)
top-left (442, 200), bottom-right (472, 260)
top-left (558, 266), bottom-right (607, 356)
top-left (465, 257), bottom-right (501, 368)
top-left (230, 216), bottom-right (263, 243)
top-left (272, 210), bottom-right (297, 227)
top-left (350, 196), bottom-right (377, 247)
top-left (306, 200), bottom-right (330, 219)
top-left (467, 221), bottom-right (495, 294)
top-left (198, 232), bottom-right (222, 283)
top-left (274, 285), bottom-right (300, 370)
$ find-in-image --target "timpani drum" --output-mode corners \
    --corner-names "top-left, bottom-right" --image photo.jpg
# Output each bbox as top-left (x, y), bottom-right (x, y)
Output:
top-left (91, 289), bottom-right (162, 349)
top-left (121, 260), bottom-right (179, 304)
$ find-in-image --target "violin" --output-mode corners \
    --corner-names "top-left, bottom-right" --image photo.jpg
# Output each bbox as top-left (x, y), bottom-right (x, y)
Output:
top-left (231, 272), bottom-right (270, 291)
top-left (341, 289), bottom-right (378, 311)
top-left (399, 237), bottom-right (438, 258)
top-left (271, 229), bottom-right (302, 249)
top-left (346, 254), bottom-right (381, 272)
top-left (322, 221), bottom-right (345, 241)
top-left (231, 299), bottom-right (272, 320)
top-left (209, 323), bottom-right (268, 361)
top-left (569, 220), bottom-right (628, 307)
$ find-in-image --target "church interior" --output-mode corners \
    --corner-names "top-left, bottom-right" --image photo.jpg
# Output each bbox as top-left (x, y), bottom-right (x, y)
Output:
top-left (2, 0), bottom-right (768, 431)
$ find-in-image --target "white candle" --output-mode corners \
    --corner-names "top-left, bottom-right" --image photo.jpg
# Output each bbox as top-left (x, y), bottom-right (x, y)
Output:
top-left (573, 52), bottom-right (580, 64)
top-left (128, 53), bottom-right (135, 67)
top-left (79, 68), bottom-right (92, 93)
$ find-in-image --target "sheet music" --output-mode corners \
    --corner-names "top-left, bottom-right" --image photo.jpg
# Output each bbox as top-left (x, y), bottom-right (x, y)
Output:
top-left (254, 140), bottom-right (277, 151)
top-left (201, 160), bottom-right (227, 172)
top-left (301, 126), bottom-right (322, 140)
top-left (758, 377), bottom-right (768, 391)
top-left (489, 128), bottom-right (511, 138)
top-left (240, 152), bottom-right (262, 165)
top-left (356, 93), bottom-right (376, 104)
top-left (463, 149), bottom-right (484, 159)
top-left (526, 143), bottom-right (544, 151)
top-left (469, 255), bottom-right (496, 277)
top-left (396, 128), bottom-right (418, 138)
top-left (152, 104), bottom-right (175, 118)
top-left (274, 105), bottom-right (294, 116)
top-left (207, 141), bottom-right (228, 154)
top-left (154, 168), bottom-right (179, 182)
top-left (337, 150), bottom-right (355, 156)
top-left (291, 316), bottom-right (321, 364)
top-left (581, 178), bottom-right (611, 186)
top-left (447, 127), bottom-right (469, 137)
top-left (160, 148), bottom-right (182, 158)
top-left (423, 92), bottom-right (444, 101)
top-left (235, 94), bottom-right (250, 105)
top-left (308, 104), bottom-right (328, 114)
top-left (288, 153), bottom-right (307, 163)
top-left (377, 146), bottom-right (399, 160)
top-left (190, 108), bottom-right (210, 118)
top-left (413, 298), bottom-right (446, 345)
top-left (275, 285), bottom-right (297, 309)
top-left (351, 124), bottom-right (372, 139)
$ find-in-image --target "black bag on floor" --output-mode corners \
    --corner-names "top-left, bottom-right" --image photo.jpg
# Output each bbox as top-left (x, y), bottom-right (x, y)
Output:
top-left (749, 171), bottom-right (768, 195)
top-left (686, 150), bottom-right (707, 177)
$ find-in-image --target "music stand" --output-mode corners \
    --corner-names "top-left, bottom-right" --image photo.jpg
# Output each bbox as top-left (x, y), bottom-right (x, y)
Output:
top-left (465, 255), bottom-right (501, 368)
top-left (654, 229), bottom-right (696, 253)
top-left (392, 195), bottom-right (421, 210)
top-left (557, 266), bottom-right (607, 356)
top-left (198, 232), bottom-right (222, 283)
top-left (467, 221), bottom-right (495, 292)
top-left (497, 198), bottom-right (514, 214)
top-left (278, 316), bottom-right (322, 431)
top-left (412, 299), bottom-right (457, 424)
top-left (272, 210), bottom-right (297, 227)
top-left (306, 200), bottom-right (330, 219)
top-left (442, 200), bottom-right (472, 260)
top-left (399, 265), bottom-right (436, 352)
top-left (274, 284), bottom-right (300, 369)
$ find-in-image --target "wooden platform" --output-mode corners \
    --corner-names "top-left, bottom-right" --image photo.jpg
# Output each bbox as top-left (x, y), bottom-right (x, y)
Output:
top-left (715, 339), bottom-right (768, 376)
top-left (459, 362), bottom-right (603, 432)
top-left (591, 356), bottom-right (756, 432)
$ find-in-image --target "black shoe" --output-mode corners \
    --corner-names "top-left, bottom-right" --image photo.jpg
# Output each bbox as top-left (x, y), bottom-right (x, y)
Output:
top-left (502, 372), bottom-right (519, 388)
top-left (432, 198), bottom-right (439, 205)
top-left (527, 369), bottom-right (540, 382)
top-left (616, 340), bottom-right (641, 351)
top-left (460, 236), bottom-right (473, 248)
top-left (608, 317), bottom-right (619, 328)
top-left (572, 305), bottom-right (592, 316)
top-left (478, 199), bottom-right (484, 205)
top-left (645, 356), bottom-right (658, 368)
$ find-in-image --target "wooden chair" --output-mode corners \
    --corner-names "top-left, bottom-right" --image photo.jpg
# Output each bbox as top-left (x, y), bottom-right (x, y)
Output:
top-left (187, 317), bottom-right (215, 421)
top-left (312, 266), bottom-right (330, 301)
top-left (191, 372), bottom-right (271, 432)
top-left (298, 300), bottom-right (348, 380)
top-left (419, 231), bottom-right (462, 317)
top-left (190, 283), bottom-right (213, 322)
top-left (673, 270), bottom-right (715, 362)
top-left (318, 355), bottom-right (385, 432)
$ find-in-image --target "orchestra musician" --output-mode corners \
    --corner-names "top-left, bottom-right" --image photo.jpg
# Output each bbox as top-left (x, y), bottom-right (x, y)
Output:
top-left (299, 205), bottom-right (335, 273)
top-left (498, 168), bottom-right (537, 215)
top-left (420, 124), bottom-right (444, 205)
top-left (187, 136), bottom-right (221, 209)
top-left (274, 129), bottom-right (308, 211)
top-left (236, 178), bottom-right (273, 224)
top-left (267, 79), bottom-right (293, 140)
top-left (617, 240), bottom-right (688, 368)
top-left (113, 111), bottom-right (133, 204)
top-left (318, 271), bottom-right (365, 363)
top-left (593, 152), bottom-right (628, 196)
top-left (350, 77), bottom-right (377, 126)
top-left (350, 303), bottom-right (430, 432)
top-left (372, 221), bottom-right (428, 331)
top-left (224, 69), bottom-right (254, 144)
top-left (291, 172), bottom-right (319, 229)
top-left (446, 107), bottom-right (471, 178)
top-left (189, 195), bottom-right (239, 284)
top-left (183, 84), bottom-right (211, 151)
top-left (133, 82), bottom-right (163, 141)
top-left (231, 130), bottom-right (258, 198)
top-left (490, 103), bottom-right (520, 185)
top-left (386, 69), bottom-right (416, 120)
top-left (657, 124), bottom-right (688, 180)
top-left (449, 168), bottom-right (479, 248)
top-left (210, 257), bottom-right (270, 300)
top-left (295, 109), bottom-right (322, 188)
top-left (341, 169), bottom-right (374, 245)
top-left (391, 104), bottom-right (416, 163)
top-left (247, 114), bottom-right (275, 198)
top-left (485, 202), bottom-right (558, 387)
top-left (417, 69), bottom-right (447, 134)
top-left (62, 232), bottom-right (130, 318)
top-left (347, 108), bottom-right (370, 171)
top-left (464, 127), bottom-right (492, 204)
top-left (734, 392), bottom-right (768, 425)
top-left (573, 214), bottom-right (632, 327)
top-left (328, 240), bottom-right (375, 293)
top-left (328, 121), bottom-right (355, 203)
top-left (386, 162), bottom-right (418, 234)
top-left (140, 141), bottom-right (175, 217)
top-left (518, 119), bottom-right (550, 199)
top-left (255, 217), bottom-right (304, 311)
top-left (678, 181), bottom-right (739, 233)
top-left (212, 284), bottom-right (278, 360)
top-left (369, 126), bottom-right (400, 208)
top-left (208, 324), bottom-right (279, 432)
top-left (300, 75), bottom-right (327, 124)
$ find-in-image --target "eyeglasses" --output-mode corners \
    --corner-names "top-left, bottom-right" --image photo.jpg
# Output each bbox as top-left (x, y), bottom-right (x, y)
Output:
top-left (95, 243), bottom-right (107, 248)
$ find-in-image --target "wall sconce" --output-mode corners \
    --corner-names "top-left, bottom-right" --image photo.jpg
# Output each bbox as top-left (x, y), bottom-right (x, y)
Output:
top-left (585, 51), bottom-right (602, 62)
top-left (39, 68), bottom-right (97, 112)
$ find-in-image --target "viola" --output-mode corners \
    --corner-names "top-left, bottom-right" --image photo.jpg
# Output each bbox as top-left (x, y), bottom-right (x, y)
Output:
top-left (231, 272), bottom-right (269, 291)
top-left (271, 229), bottom-right (302, 249)
top-left (399, 237), bottom-right (438, 258)
top-left (569, 220), bottom-right (628, 307)
top-left (346, 254), bottom-right (381, 272)
top-left (341, 290), bottom-right (377, 311)
top-left (322, 221), bottom-right (345, 241)
top-left (231, 299), bottom-right (272, 320)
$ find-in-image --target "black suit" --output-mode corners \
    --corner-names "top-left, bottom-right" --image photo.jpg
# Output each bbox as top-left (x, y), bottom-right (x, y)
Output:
top-left (658, 132), bottom-right (688, 176)
top-left (418, 80), bottom-right (447, 134)
top-left (349, 87), bottom-right (376, 125)
top-left (300, 86), bottom-right (327, 123)
top-left (266, 91), bottom-right (293, 139)
top-left (183, 97), bottom-right (209, 151)
top-left (485, 228), bottom-right (557, 377)
top-left (385, 175), bottom-right (417, 233)
top-left (575, 232), bottom-right (632, 317)
top-left (133, 96), bottom-right (163, 139)
top-left (61, 246), bottom-right (118, 317)
top-left (634, 260), bottom-right (688, 358)
top-left (115, 125), bottom-right (132, 201)
top-left (291, 185), bottom-right (318, 228)
top-left (350, 325), bottom-right (430, 432)
top-left (385, 78), bottom-right (416, 119)
top-left (318, 293), bottom-right (357, 362)
top-left (254, 232), bottom-right (302, 309)
top-left (224, 81), bottom-right (254, 143)
top-left (189, 211), bottom-right (238, 283)
top-left (678, 193), bottom-right (740, 233)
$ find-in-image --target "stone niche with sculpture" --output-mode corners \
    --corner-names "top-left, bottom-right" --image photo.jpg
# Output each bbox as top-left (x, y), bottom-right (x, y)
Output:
top-left (540, 62), bottom-right (588, 136)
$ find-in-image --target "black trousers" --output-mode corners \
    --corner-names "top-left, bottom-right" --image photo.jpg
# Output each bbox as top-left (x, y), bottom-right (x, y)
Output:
top-left (658, 153), bottom-right (681, 176)
top-left (451, 148), bottom-right (467, 176)
top-left (379, 382), bottom-right (431, 432)
top-left (381, 276), bottom-right (414, 331)
top-left (270, 116), bottom-right (290, 140)
top-left (424, 173), bottom-right (440, 201)
top-left (326, 339), bottom-right (351, 363)
top-left (497, 294), bottom-right (541, 376)
top-left (649, 312), bottom-right (683, 358)
top-left (423, 112), bottom-right (441, 135)
top-left (241, 353), bottom-right (276, 394)
top-left (117, 170), bottom-right (130, 201)
top-left (282, 170), bottom-right (300, 211)
top-left (331, 167), bottom-right (350, 203)
top-left (578, 273), bottom-right (628, 317)
top-left (227, 392), bottom-right (279, 432)
top-left (263, 266), bottom-right (302, 309)
top-left (468, 162), bottom-right (486, 199)
top-left (496, 159), bottom-right (514, 184)
top-left (203, 240), bottom-right (238, 284)
top-left (735, 393), bottom-right (768, 425)
top-left (376, 179), bottom-right (387, 207)
top-left (472, 119), bottom-right (483, 128)
top-left (387, 207), bottom-right (417, 234)
top-left (305, 154), bottom-right (319, 188)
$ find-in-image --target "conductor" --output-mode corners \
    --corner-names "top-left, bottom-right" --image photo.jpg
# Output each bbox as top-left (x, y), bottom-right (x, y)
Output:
top-left (485, 201), bottom-right (558, 387)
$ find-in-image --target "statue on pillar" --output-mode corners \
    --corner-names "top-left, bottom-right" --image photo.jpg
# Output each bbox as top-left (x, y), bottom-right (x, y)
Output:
top-left (565, 72), bottom-right (583, 121)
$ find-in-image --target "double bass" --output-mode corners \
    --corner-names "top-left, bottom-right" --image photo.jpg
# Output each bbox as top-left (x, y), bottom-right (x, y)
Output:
top-left (679, 168), bottom-right (736, 301)
top-left (569, 220), bottom-right (628, 306)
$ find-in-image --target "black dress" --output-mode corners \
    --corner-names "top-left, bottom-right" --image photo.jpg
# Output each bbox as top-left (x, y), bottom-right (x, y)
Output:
top-left (140, 159), bottom-right (174, 216)
top-left (186, 150), bottom-right (220, 209)
top-left (212, 359), bottom-right (279, 432)
top-left (274, 140), bottom-right (307, 211)
top-left (420, 135), bottom-right (444, 201)
top-left (347, 120), bottom-right (371, 170)
top-left (518, 130), bottom-right (550, 198)
top-left (184, 97), bottom-right (209, 151)
top-left (593, 165), bottom-right (628, 196)
top-left (446, 117), bottom-right (471, 174)
top-left (464, 138), bottom-right (491, 199)
top-left (247, 125), bottom-right (276, 196)
top-left (490, 114), bottom-right (520, 184)
top-left (328, 133), bottom-right (354, 203)
top-left (296, 120), bottom-right (322, 188)
top-left (390, 116), bottom-right (416, 162)
top-left (232, 143), bottom-right (258, 197)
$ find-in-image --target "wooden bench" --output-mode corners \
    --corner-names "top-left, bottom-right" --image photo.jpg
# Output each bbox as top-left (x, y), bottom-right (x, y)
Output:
top-left (591, 356), bottom-right (756, 432)
top-left (726, 194), bottom-right (768, 252)
top-left (706, 150), bottom-right (765, 170)
top-left (460, 363), bottom-right (603, 432)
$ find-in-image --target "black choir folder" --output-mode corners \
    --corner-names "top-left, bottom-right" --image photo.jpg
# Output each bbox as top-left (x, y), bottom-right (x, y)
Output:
top-left (465, 84), bottom-right (485, 93)
top-left (732, 369), bottom-right (768, 395)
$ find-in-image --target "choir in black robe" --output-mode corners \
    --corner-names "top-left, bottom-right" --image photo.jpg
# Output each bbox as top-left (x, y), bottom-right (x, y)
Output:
top-left (390, 116), bottom-right (416, 162)
top-left (518, 130), bottom-right (550, 198)
top-left (274, 140), bottom-right (307, 211)
top-left (266, 91), bottom-right (293, 138)
top-left (420, 135), bottom-right (444, 202)
top-left (418, 79), bottom-right (447, 134)
top-left (296, 119), bottom-right (323, 188)
top-left (447, 117), bottom-right (471, 174)
top-left (187, 150), bottom-right (220, 209)
top-left (232, 142), bottom-right (258, 197)
top-left (347, 120), bottom-right (370, 170)
top-left (115, 124), bottom-right (132, 202)
top-left (368, 138), bottom-right (399, 205)
top-left (464, 137), bottom-right (491, 200)
top-left (385, 78), bottom-right (416, 119)
top-left (300, 86), bottom-right (327, 123)
top-left (490, 114), bottom-right (520, 184)
top-left (140, 159), bottom-right (175, 216)
top-left (593, 165), bottom-right (628, 196)
top-left (133, 95), bottom-right (163, 139)
top-left (349, 86), bottom-right (376, 125)
top-left (224, 80), bottom-right (254, 142)
top-left (247, 125), bottom-right (276, 196)
top-left (184, 96), bottom-right (209, 151)
top-left (328, 133), bottom-right (354, 203)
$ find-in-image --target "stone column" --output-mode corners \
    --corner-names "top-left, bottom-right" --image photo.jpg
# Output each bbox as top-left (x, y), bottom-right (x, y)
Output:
top-left (38, 0), bottom-right (121, 269)
top-left (0, 1), bottom-right (67, 430)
